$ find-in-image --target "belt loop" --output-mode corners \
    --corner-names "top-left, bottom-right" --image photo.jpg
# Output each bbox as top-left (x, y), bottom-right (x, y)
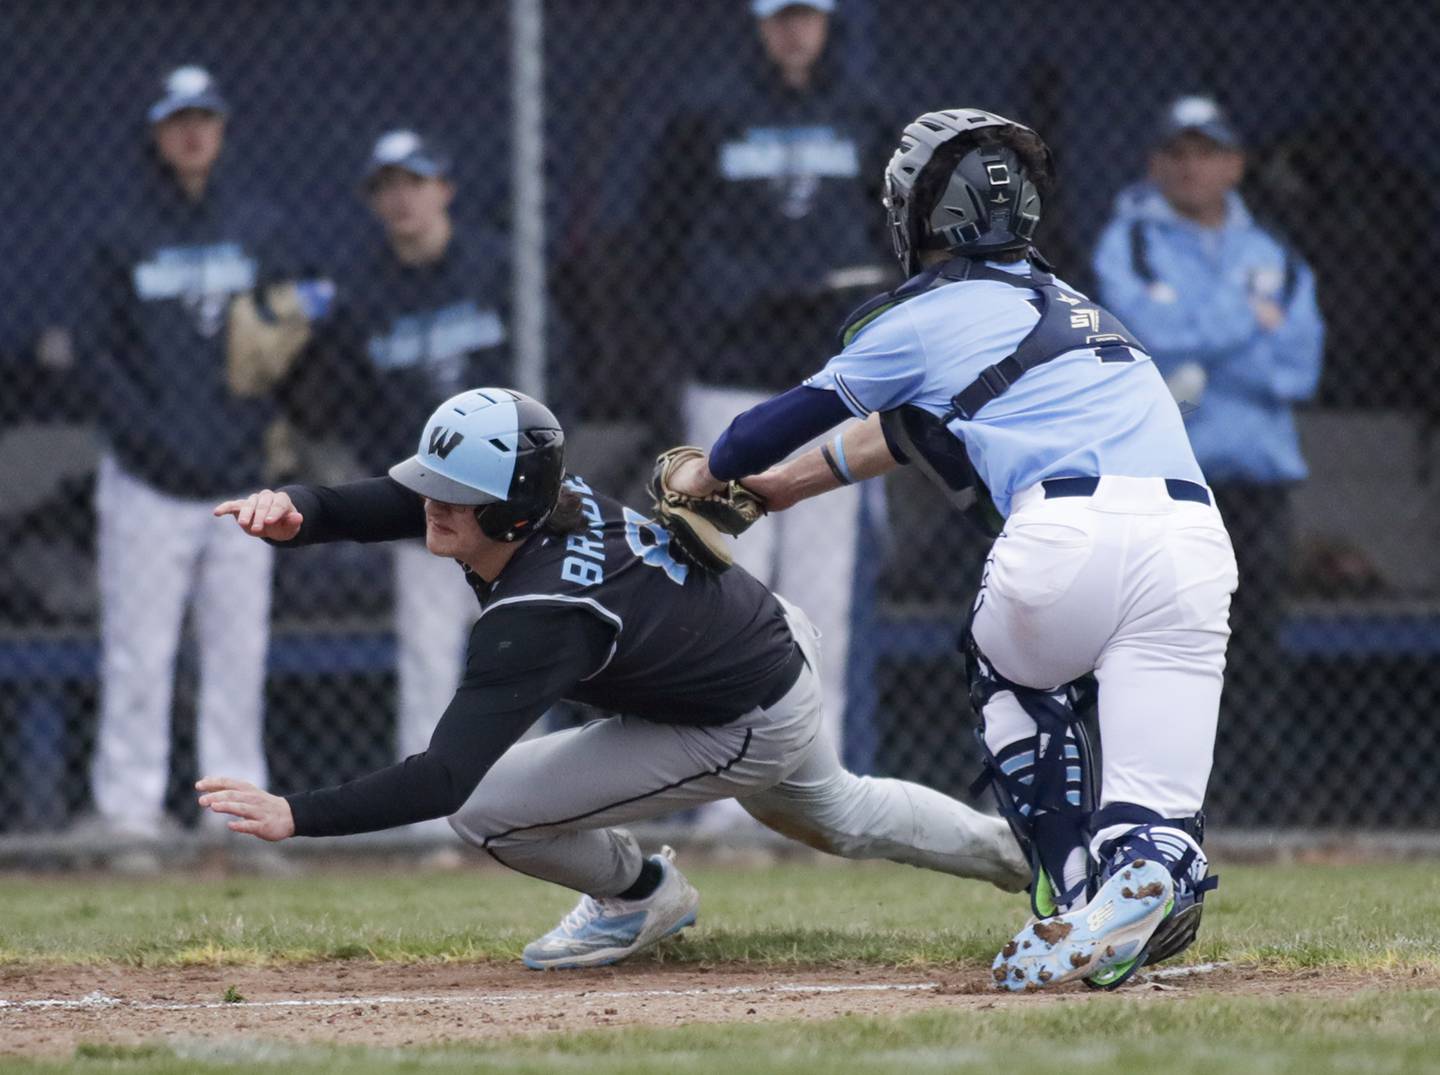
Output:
top-left (1041, 476), bottom-right (1100, 498)
top-left (1164, 478), bottom-right (1212, 506)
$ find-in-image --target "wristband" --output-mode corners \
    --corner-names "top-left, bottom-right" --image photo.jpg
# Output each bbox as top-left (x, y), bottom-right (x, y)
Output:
top-left (821, 437), bottom-right (855, 486)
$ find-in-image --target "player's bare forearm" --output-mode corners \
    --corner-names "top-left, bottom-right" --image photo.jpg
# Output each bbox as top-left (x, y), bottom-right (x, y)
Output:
top-left (745, 414), bottom-right (898, 511)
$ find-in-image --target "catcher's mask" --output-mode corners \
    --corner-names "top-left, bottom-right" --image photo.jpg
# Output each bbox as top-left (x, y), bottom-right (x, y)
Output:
top-left (883, 108), bottom-right (1053, 278)
top-left (389, 387), bottom-right (565, 543)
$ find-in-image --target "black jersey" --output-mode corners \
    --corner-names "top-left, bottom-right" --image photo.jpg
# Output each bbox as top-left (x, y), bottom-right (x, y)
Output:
top-left (279, 473), bottom-right (802, 837)
top-left (472, 473), bottom-right (799, 722)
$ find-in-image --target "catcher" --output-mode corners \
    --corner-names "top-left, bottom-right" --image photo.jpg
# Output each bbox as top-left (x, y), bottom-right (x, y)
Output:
top-left (202, 386), bottom-right (1026, 970)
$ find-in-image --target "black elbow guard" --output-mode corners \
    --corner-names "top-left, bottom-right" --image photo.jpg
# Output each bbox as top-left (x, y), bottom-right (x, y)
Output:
top-left (878, 405), bottom-right (1003, 538)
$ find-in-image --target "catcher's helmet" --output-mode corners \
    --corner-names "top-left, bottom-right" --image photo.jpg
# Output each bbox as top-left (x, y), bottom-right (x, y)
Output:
top-left (389, 387), bottom-right (565, 543)
top-left (883, 108), bottom-right (1052, 277)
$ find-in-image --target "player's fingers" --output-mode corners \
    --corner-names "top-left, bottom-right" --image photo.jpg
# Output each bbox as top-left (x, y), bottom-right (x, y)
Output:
top-left (203, 797), bottom-right (256, 820)
top-left (195, 776), bottom-right (257, 793)
top-left (227, 818), bottom-right (270, 838)
top-left (213, 500), bottom-right (242, 518)
top-left (248, 491), bottom-right (276, 533)
top-left (263, 491), bottom-right (293, 524)
top-left (235, 494), bottom-right (259, 530)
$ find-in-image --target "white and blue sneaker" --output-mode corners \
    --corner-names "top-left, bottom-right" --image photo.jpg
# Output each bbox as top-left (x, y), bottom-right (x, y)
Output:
top-left (991, 857), bottom-right (1174, 992)
top-left (522, 846), bottom-right (700, 970)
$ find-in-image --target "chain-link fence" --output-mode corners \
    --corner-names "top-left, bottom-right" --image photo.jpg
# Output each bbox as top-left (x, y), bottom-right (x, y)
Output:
top-left (2, 0), bottom-right (1439, 856)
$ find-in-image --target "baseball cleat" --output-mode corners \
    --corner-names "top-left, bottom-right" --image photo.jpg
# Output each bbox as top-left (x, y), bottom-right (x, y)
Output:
top-left (1085, 821), bottom-right (1216, 987)
top-left (991, 857), bottom-right (1173, 992)
top-left (522, 846), bottom-right (699, 970)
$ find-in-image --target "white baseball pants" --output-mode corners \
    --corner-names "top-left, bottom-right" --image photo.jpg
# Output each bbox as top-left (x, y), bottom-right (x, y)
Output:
top-left (92, 455), bottom-right (273, 831)
top-left (684, 382), bottom-right (863, 751)
top-left (970, 476), bottom-right (1237, 826)
top-left (448, 600), bottom-right (1027, 896)
top-left (393, 540), bottom-right (476, 759)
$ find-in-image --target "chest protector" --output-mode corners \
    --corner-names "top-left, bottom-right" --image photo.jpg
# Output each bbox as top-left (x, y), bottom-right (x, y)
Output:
top-left (838, 254), bottom-right (1148, 535)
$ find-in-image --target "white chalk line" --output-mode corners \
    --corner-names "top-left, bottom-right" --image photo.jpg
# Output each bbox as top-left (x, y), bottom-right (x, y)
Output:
top-left (0, 962), bottom-right (1231, 1015)
top-left (1145, 961), bottom-right (1231, 980)
top-left (0, 981), bottom-right (934, 1014)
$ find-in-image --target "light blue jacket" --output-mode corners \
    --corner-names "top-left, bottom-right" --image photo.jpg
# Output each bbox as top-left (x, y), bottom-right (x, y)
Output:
top-left (1092, 183), bottom-right (1325, 483)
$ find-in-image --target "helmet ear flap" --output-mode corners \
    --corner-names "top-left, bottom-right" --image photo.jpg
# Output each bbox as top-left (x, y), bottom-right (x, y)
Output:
top-left (472, 430), bottom-right (566, 543)
top-left (474, 501), bottom-right (537, 543)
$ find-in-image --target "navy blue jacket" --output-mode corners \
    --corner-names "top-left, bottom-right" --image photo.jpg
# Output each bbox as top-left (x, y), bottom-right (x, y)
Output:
top-left (648, 41), bottom-right (896, 390)
top-left (84, 156), bottom-right (294, 497)
top-left (297, 232), bottom-right (511, 474)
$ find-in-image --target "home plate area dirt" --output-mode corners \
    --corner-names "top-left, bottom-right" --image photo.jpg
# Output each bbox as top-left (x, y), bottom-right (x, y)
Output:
top-left (0, 961), bottom-right (1423, 1056)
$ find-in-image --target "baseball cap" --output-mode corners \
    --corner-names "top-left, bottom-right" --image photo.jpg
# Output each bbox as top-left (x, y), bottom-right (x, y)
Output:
top-left (363, 129), bottom-right (451, 186)
top-left (1153, 96), bottom-right (1241, 151)
top-left (148, 65), bottom-right (228, 124)
top-left (752, 0), bottom-right (835, 17)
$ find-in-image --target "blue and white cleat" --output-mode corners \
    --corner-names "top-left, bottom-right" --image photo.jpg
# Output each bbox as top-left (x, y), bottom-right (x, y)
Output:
top-left (522, 846), bottom-right (700, 970)
top-left (991, 858), bottom-right (1173, 992)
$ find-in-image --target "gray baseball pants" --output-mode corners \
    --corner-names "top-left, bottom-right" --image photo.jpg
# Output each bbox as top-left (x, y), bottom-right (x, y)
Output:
top-left (448, 600), bottom-right (1027, 896)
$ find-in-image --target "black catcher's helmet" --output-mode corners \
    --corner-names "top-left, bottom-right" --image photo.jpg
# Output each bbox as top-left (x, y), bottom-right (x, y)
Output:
top-left (883, 108), bottom-right (1053, 277)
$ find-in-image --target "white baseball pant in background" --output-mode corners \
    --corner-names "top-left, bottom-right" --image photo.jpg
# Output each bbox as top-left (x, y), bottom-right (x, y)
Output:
top-left (92, 454), bottom-right (273, 833)
top-left (684, 382), bottom-right (863, 752)
top-left (970, 475), bottom-right (1237, 851)
top-left (393, 540), bottom-right (476, 759)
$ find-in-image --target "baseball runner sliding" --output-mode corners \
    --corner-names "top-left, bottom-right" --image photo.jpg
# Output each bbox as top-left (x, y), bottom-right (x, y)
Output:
top-left (205, 387), bottom-right (1027, 970)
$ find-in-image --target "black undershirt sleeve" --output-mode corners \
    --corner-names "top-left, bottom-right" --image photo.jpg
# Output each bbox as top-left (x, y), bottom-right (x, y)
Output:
top-left (286, 605), bottom-right (615, 837)
top-left (279, 476), bottom-right (427, 546)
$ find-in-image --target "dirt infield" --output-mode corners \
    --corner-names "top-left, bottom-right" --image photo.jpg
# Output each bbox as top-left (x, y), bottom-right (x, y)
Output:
top-left (1, 961), bottom-right (1426, 1057)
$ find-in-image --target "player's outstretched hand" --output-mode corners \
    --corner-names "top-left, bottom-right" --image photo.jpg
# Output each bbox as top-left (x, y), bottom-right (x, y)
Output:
top-left (196, 777), bottom-right (296, 842)
top-left (213, 489), bottom-right (304, 541)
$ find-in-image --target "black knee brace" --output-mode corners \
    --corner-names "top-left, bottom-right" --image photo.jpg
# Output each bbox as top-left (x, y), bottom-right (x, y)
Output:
top-left (965, 628), bottom-right (1098, 916)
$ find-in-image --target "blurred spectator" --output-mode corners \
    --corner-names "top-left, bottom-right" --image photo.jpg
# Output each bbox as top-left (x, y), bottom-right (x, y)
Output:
top-left (292, 129), bottom-right (510, 762)
top-left (1092, 94), bottom-right (1325, 717)
top-left (80, 66), bottom-right (321, 843)
top-left (642, 0), bottom-right (894, 768)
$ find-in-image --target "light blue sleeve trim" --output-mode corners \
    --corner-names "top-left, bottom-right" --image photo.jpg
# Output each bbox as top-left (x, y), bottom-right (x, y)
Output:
top-left (830, 432), bottom-right (856, 483)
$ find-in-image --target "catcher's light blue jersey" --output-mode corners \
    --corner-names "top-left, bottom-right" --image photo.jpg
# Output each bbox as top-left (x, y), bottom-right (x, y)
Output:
top-left (806, 260), bottom-right (1203, 517)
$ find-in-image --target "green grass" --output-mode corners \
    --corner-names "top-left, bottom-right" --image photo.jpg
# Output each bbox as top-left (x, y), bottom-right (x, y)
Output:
top-left (0, 858), bottom-right (1437, 971)
top-left (3, 990), bottom-right (1440, 1074)
top-left (3, 860), bottom-right (1440, 1074)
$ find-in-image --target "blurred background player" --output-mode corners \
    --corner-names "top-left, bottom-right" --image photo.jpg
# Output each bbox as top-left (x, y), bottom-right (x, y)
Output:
top-left (294, 130), bottom-right (509, 767)
top-left (640, 0), bottom-right (894, 778)
top-left (78, 65), bottom-right (320, 853)
top-left (1091, 95), bottom-right (1324, 729)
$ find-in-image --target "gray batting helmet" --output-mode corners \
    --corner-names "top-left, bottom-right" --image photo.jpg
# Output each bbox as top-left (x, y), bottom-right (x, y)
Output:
top-left (882, 108), bottom-right (1052, 277)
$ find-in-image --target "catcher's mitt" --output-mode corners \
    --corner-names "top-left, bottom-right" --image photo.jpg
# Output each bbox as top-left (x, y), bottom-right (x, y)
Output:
top-left (649, 446), bottom-right (766, 573)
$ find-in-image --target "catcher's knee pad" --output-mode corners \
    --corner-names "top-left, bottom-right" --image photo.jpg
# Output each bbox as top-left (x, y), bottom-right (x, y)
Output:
top-left (1090, 802), bottom-right (1218, 972)
top-left (965, 630), bottom-right (1097, 917)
